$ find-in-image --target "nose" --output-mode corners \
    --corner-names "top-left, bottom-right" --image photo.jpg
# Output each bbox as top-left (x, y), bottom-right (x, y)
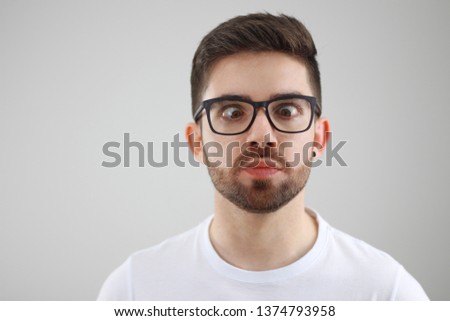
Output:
top-left (245, 108), bottom-right (277, 148)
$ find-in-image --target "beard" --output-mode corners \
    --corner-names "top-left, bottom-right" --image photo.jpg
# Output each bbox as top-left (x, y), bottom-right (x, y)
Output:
top-left (206, 145), bottom-right (311, 214)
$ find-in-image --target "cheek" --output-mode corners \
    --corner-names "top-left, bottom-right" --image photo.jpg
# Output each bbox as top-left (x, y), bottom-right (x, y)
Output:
top-left (278, 133), bottom-right (315, 166)
top-left (278, 142), bottom-right (301, 164)
top-left (202, 134), bottom-right (243, 168)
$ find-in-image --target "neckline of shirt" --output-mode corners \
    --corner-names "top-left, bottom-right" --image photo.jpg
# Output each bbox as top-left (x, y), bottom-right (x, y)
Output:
top-left (200, 207), bottom-right (330, 284)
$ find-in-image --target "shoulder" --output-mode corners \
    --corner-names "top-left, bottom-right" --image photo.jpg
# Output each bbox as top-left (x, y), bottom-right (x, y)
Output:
top-left (310, 209), bottom-right (401, 273)
top-left (328, 225), bottom-right (397, 267)
top-left (323, 222), bottom-right (428, 300)
top-left (97, 257), bottom-right (132, 300)
top-left (132, 216), bottom-right (210, 260)
top-left (128, 220), bottom-right (203, 268)
top-left (327, 224), bottom-right (403, 281)
top-left (97, 216), bottom-right (210, 301)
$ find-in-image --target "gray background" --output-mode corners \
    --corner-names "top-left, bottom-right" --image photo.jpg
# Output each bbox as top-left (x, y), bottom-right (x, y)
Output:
top-left (1, 0), bottom-right (449, 300)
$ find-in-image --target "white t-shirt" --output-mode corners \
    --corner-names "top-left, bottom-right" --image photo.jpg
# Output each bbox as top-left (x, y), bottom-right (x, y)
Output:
top-left (97, 208), bottom-right (428, 300)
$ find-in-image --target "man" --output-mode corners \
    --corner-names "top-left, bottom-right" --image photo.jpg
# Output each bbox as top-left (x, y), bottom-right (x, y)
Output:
top-left (98, 13), bottom-right (428, 300)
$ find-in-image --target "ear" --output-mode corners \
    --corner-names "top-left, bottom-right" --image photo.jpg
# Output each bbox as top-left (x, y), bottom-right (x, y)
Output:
top-left (185, 122), bottom-right (204, 163)
top-left (313, 117), bottom-right (330, 157)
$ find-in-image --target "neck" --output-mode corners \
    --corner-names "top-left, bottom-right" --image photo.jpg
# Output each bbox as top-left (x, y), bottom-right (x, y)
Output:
top-left (209, 190), bottom-right (318, 271)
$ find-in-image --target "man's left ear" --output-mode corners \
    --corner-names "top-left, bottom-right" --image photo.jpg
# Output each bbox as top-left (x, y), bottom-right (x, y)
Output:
top-left (313, 117), bottom-right (330, 157)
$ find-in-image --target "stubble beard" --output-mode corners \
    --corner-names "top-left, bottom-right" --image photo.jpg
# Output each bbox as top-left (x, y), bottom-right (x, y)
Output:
top-left (207, 158), bottom-right (311, 214)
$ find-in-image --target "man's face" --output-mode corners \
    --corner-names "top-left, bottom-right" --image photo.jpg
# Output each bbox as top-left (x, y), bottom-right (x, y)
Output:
top-left (198, 51), bottom-right (319, 213)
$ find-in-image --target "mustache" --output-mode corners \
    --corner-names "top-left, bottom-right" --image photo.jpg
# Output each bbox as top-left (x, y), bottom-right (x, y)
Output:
top-left (235, 146), bottom-right (290, 169)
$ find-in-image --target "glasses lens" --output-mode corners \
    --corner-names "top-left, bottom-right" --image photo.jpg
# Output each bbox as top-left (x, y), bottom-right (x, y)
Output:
top-left (268, 98), bottom-right (312, 132)
top-left (209, 100), bottom-right (254, 134)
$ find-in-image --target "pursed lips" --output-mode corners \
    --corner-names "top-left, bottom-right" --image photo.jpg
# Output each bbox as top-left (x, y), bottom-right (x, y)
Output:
top-left (241, 159), bottom-right (282, 178)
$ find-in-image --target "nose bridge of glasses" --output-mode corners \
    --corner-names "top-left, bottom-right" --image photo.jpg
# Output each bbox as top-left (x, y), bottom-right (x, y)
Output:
top-left (251, 100), bottom-right (273, 125)
top-left (248, 103), bottom-right (274, 135)
top-left (253, 100), bottom-right (270, 110)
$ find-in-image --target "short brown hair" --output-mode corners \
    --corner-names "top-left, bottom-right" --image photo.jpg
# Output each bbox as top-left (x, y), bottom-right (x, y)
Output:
top-left (190, 13), bottom-right (321, 118)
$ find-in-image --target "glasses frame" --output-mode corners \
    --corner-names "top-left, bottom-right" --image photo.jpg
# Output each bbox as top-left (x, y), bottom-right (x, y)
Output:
top-left (193, 94), bottom-right (322, 135)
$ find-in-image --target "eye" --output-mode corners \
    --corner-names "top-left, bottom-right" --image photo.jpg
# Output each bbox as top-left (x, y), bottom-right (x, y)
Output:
top-left (221, 105), bottom-right (245, 120)
top-left (275, 104), bottom-right (301, 118)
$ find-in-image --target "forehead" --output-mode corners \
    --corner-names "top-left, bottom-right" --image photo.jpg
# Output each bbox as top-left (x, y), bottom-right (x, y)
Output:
top-left (203, 51), bottom-right (313, 101)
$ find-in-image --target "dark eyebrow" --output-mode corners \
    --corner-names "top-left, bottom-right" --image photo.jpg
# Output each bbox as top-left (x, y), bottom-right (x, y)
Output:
top-left (268, 91), bottom-right (305, 100)
top-left (216, 93), bottom-right (252, 101)
top-left (216, 91), bottom-right (306, 102)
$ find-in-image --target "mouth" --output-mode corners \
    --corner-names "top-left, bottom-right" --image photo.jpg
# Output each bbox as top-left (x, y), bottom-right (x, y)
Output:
top-left (241, 159), bottom-right (282, 178)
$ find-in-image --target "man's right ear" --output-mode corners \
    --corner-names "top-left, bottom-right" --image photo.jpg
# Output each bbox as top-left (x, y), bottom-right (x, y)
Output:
top-left (185, 122), bottom-right (204, 163)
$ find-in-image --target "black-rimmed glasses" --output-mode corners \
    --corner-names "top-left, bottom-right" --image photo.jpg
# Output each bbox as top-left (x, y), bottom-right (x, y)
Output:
top-left (193, 94), bottom-right (321, 135)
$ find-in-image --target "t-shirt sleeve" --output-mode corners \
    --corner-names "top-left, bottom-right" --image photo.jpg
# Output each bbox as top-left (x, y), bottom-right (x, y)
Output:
top-left (97, 259), bottom-right (132, 301)
top-left (392, 266), bottom-right (429, 301)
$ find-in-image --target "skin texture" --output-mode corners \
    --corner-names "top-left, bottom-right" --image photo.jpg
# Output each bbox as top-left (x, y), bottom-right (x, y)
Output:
top-left (186, 52), bottom-right (330, 271)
